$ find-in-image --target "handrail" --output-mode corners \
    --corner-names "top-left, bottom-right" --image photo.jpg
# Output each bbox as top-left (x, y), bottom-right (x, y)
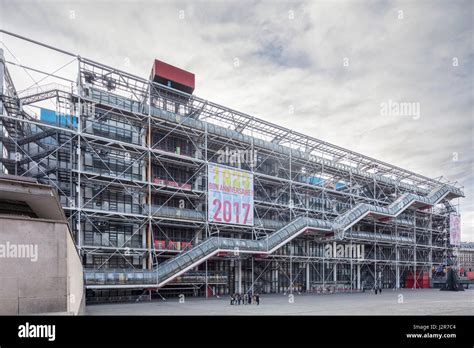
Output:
top-left (152, 185), bottom-right (460, 288)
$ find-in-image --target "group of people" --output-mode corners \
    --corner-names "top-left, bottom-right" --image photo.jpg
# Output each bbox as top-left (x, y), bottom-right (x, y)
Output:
top-left (230, 293), bottom-right (260, 305)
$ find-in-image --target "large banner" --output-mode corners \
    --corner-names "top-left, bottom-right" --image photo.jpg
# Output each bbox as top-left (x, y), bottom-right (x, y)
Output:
top-left (449, 214), bottom-right (461, 246)
top-left (208, 164), bottom-right (254, 226)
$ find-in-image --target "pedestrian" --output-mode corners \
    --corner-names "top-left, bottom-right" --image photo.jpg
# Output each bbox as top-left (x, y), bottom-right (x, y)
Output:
top-left (237, 293), bottom-right (241, 305)
top-left (374, 286), bottom-right (378, 295)
top-left (256, 293), bottom-right (260, 305)
top-left (243, 293), bottom-right (248, 305)
top-left (379, 285), bottom-right (382, 294)
top-left (230, 294), bottom-right (234, 305)
top-left (248, 292), bottom-right (252, 304)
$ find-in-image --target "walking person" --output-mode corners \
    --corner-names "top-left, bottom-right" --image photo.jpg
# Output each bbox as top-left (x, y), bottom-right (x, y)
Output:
top-left (237, 293), bottom-right (241, 305)
top-left (243, 293), bottom-right (248, 305)
top-left (256, 293), bottom-right (260, 305)
top-left (248, 292), bottom-right (252, 305)
top-left (230, 294), bottom-right (235, 305)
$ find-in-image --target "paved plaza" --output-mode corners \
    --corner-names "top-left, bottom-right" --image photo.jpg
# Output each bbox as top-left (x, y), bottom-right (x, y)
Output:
top-left (86, 289), bottom-right (474, 315)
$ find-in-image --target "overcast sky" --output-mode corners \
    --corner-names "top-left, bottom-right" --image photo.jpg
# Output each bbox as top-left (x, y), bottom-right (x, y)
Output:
top-left (1, 0), bottom-right (473, 241)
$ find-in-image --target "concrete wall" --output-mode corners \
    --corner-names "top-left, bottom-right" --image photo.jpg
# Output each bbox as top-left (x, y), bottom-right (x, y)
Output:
top-left (66, 228), bottom-right (85, 314)
top-left (0, 216), bottom-right (84, 315)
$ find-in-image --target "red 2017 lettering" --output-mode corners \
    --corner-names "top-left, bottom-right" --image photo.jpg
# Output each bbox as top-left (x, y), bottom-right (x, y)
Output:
top-left (223, 200), bottom-right (231, 222)
top-left (242, 203), bottom-right (250, 224)
top-left (212, 198), bottom-right (222, 222)
top-left (212, 199), bottom-right (251, 225)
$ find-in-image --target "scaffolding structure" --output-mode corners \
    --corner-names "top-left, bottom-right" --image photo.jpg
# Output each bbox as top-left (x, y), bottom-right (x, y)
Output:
top-left (0, 31), bottom-right (464, 302)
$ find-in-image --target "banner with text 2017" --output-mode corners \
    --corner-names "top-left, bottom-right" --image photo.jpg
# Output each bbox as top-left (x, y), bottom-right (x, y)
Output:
top-left (208, 164), bottom-right (254, 226)
top-left (449, 214), bottom-right (461, 246)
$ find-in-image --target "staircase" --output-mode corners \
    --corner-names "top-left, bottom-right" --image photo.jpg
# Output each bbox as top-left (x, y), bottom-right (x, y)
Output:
top-left (331, 184), bottom-right (456, 234)
top-left (1, 85), bottom-right (70, 180)
top-left (154, 184), bottom-right (461, 288)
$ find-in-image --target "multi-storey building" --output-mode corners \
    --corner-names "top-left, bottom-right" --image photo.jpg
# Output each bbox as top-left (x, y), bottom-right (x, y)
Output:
top-left (0, 32), bottom-right (464, 302)
top-left (459, 243), bottom-right (474, 273)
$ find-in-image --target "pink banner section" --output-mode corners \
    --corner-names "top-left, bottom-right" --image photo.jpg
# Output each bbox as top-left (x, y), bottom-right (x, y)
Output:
top-left (449, 214), bottom-right (461, 246)
top-left (207, 163), bottom-right (254, 226)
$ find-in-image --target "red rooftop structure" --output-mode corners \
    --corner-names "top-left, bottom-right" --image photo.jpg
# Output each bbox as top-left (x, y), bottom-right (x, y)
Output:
top-left (150, 59), bottom-right (195, 94)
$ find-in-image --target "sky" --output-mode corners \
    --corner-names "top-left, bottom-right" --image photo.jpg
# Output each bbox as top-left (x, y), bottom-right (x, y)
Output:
top-left (1, 0), bottom-right (473, 241)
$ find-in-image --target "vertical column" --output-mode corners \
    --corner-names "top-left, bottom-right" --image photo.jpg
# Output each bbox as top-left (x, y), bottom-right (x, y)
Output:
top-left (250, 119), bottom-right (255, 241)
top-left (289, 250), bottom-right (293, 294)
top-left (194, 134), bottom-right (203, 194)
top-left (237, 259), bottom-right (242, 294)
top-left (0, 49), bottom-right (4, 114)
top-left (322, 255), bottom-right (325, 288)
top-left (396, 248), bottom-right (400, 289)
top-left (396, 220), bottom-right (400, 289)
top-left (306, 262), bottom-right (310, 292)
top-left (76, 57), bottom-right (82, 250)
top-left (357, 263), bottom-right (361, 290)
top-left (235, 259), bottom-right (242, 294)
top-left (289, 137), bottom-right (292, 221)
top-left (306, 240), bottom-right (310, 292)
top-left (142, 228), bottom-right (147, 269)
top-left (147, 83), bottom-right (152, 270)
top-left (350, 258), bottom-right (353, 290)
top-left (205, 122), bottom-right (209, 239)
top-left (413, 213), bottom-right (416, 289)
top-left (374, 243), bottom-right (377, 289)
top-left (272, 263), bottom-right (279, 293)
top-left (205, 260), bottom-right (208, 298)
top-left (0, 48), bottom-right (3, 177)
top-left (251, 257), bottom-right (254, 295)
top-left (142, 114), bottom-right (149, 270)
top-left (429, 213), bottom-right (433, 285)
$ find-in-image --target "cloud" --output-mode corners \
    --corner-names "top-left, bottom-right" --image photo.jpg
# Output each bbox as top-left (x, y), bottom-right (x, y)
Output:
top-left (1, 0), bottom-right (472, 240)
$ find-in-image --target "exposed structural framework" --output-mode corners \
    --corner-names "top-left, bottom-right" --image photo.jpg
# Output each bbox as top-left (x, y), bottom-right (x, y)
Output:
top-left (0, 31), bottom-right (464, 302)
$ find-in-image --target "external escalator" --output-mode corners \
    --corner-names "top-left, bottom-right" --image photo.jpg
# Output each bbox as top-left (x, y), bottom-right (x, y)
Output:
top-left (155, 184), bottom-right (461, 288)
